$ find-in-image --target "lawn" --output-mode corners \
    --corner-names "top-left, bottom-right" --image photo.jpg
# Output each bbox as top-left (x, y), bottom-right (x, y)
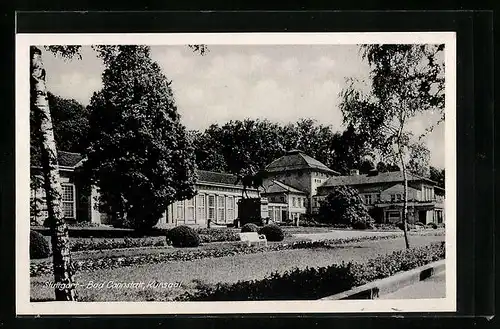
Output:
top-left (31, 234), bottom-right (444, 302)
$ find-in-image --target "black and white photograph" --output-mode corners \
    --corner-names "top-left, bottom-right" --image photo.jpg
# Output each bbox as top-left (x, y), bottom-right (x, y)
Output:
top-left (17, 32), bottom-right (456, 314)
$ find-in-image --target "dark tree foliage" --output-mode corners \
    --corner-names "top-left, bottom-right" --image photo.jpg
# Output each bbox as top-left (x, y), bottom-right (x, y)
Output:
top-left (30, 93), bottom-right (89, 158)
top-left (84, 46), bottom-right (196, 230)
top-left (192, 119), bottom-right (375, 177)
top-left (429, 166), bottom-right (445, 188)
top-left (318, 186), bottom-right (374, 228)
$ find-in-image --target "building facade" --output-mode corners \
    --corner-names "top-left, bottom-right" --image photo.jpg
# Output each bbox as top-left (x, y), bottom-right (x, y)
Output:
top-left (314, 170), bottom-right (445, 225)
top-left (30, 150), bottom-right (445, 227)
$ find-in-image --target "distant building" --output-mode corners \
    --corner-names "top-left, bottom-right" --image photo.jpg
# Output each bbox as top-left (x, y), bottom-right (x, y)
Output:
top-left (314, 170), bottom-right (445, 224)
top-left (30, 149), bottom-right (444, 227)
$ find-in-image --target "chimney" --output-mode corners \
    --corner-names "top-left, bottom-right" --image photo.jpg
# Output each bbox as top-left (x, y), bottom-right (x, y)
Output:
top-left (349, 169), bottom-right (359, 176)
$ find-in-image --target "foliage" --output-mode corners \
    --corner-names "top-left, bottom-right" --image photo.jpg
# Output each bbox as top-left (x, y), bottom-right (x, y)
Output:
top-left (318, 186), bottom-right (374, 228)
top-left (340, 44), bottom-right (445, 248)
top-left (196, 228), bottom-right (240, 243)
top-left (397, 222), bottom-right (415, 231)
top-left (192, 118), bottom-right (376, 177)
top-left (175, 241), bottom-right (445, 301)
top-left (167, 226), bottom-right (201, 248)
top-left (31, 232), bottom-right (421, 277)
top-left (30, 231), bottom-right (51, 259)
top-left (407, 142), bottom-right (431, 177)
top-left (69, 236), bottom-right (165, 252)
top-left (429, 166), bottom-right (445, 188)
top-left (83, 46), bottom-right (196, 230)
top-left (258, 224), bottom-right (285, 242)
top-left (241, 223), bottom-right (259, 233)
top-left (427, 222), bottom-right (438, 229)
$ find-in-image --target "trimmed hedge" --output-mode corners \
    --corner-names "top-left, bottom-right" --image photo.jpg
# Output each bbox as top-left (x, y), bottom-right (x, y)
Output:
top-left (70, 237), bottom-right (165, 252)
top-left (175, 241), bottom-right (445, 301)
top-left (30, 231), bottom-right (51, 259)
top-left (167, 226), bottom-right (200, 248)
top-left (241, 223), bottom-right (259, 233)
top-left (196, 228), bottom-right (239, 243)
top-left (258, 224), bottom-right (284, 242)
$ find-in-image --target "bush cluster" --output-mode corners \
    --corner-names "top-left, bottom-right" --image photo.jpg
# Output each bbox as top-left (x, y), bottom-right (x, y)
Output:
top-left (241, 223), bottom-right (259, 233)
top-left (258, 224), bottom-right (284, 242)
top-left (167, 226), bottom-right (200, 248)
top-left (175, 241), bottom-right (445, 301)
top-left (30, 231), bottom-right (51, 259)
top-left (317, 186), bottom-right (374, 229)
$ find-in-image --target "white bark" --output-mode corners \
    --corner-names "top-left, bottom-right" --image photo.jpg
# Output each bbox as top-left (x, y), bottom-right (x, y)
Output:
top-left (31, 46), bottom-right (78, 301)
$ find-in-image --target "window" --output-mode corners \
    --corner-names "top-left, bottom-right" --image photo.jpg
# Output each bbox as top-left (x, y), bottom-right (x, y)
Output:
top-left (185, 197), bottom-right (195, 223)
top-left (390, 194), bottom-right (396, 203)
top-left (227, 196), bottom-right (234, 221)
top-left (217, 195), bottom-right (225, 222)
top-left (176, 200), bottom-right (184, 221)
top-left (397, 194), bottom-right (402, 201)
top-left (207, 195), bottom-right (215, 221)
top-left (292, 197), bottom-right (296, 207)
top-left (364, 194), bottom-right (372, 204)
top-left (61, 184), bottom-right (75, 218)
top-left (196, 194), bottom-right (205, 222)
top-left (280, 196), bottom-right (285, 203)
top-left (269, 206), bottom-right (275, 221)
top-left (376, 193), bottom-right (381, 202)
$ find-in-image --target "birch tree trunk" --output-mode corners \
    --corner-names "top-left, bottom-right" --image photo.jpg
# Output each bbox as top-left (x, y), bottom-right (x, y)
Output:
top-left (30, 46), bottom-right (78, 301)
top-left (398, 148), bottom-right (410, 249)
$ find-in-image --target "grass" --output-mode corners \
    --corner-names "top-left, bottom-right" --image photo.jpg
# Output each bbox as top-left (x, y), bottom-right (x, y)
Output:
top-left (31, 234), bottom-right (444, 302)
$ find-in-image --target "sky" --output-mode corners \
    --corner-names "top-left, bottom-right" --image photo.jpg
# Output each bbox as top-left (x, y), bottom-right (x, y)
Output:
top-left (41, 45), bottom-right (445, 168)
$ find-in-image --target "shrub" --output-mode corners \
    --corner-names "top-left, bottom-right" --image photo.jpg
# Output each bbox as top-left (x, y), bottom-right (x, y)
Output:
top-left (196, 228), bottom-right (239, 243)
top-left (175, 241), bottom-right (445, 301)
top-left (427, 222), bottom-right (438, 229)
top-left (415, 221), bottom-right (424, 226)
top-left (30, 231), bottom-right (51, 259)
top-left (167, 226), bottom-right (200, 248)
top-left (317, 186), bottom-right (374, 228)
top-left (397, 222), bottom-right (414, 231)
top-left (258, 224), bottom-right (284, 242)
top-left (241, 223), bottom-right (259, 233)
top-left (351, 220), bottom-right (372, 230)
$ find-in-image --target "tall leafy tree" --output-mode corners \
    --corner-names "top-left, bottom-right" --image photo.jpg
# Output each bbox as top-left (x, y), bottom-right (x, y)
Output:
top-left (340, 44), bottom-right (445, 249)
top-left (84, 45), bottom-right (197, 230)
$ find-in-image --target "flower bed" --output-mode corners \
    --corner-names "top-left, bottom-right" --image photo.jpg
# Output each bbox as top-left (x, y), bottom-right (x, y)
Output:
top-left (175, 241), bottom-right (445, 301)
top-left (70, 237), bottom-right (165, 252)
top-left (30, 232), bottom-right (407, 277)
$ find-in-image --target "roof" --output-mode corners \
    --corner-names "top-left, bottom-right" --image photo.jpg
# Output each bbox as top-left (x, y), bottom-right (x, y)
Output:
top-left (321, 171), bottom-right (443, 189)
top-left (266, 149), bottom-right (338, 174)
top-left (195, 169), bottom-right (257, 189)
top-left (263, 180), bottom-right (306, 194)
top-left (31, 151), bottom-right (85, 168)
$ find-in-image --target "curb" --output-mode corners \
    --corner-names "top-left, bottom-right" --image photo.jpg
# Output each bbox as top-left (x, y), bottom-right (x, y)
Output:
top-left (320, 259), bottom-right (446, 300)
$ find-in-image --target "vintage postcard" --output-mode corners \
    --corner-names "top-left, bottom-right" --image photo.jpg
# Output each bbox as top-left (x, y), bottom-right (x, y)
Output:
top-left (17, 32), bottom-right (456, 315)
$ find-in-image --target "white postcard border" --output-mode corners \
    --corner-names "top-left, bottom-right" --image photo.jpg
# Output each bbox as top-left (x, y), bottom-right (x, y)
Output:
top-left (16, 32), bottom-right (457, 315)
